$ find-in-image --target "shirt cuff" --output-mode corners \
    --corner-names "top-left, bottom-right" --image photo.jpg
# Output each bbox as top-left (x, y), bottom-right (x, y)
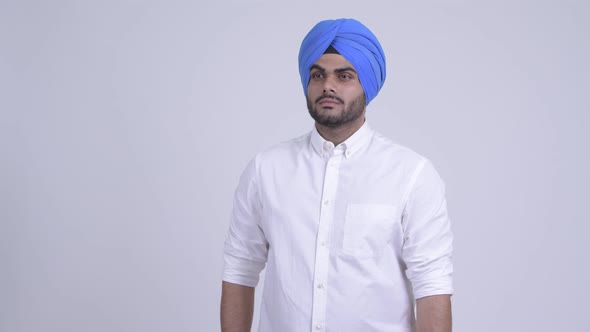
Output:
top-left (412, 274), bottom-right (453, 299)
top-left (222, 253), bottom-right (266, 287)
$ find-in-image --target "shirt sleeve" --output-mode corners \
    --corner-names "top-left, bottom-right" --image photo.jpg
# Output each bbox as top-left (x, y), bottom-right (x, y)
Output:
top-left (222, 156), bottom-right (268, 287)
top-left (401, 159), bottom-right (453, 300)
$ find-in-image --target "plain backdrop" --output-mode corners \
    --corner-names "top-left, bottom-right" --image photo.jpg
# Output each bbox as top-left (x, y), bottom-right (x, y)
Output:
top-left (2, 0), bottom-right (589, 331)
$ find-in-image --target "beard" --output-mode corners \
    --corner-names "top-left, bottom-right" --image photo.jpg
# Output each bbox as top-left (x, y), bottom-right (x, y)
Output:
top-left (307, 93), bottom-right (366, 128)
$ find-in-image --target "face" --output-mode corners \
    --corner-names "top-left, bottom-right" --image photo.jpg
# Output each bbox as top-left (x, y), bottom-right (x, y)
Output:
top-left (306, 53), bottom-right (366, 128)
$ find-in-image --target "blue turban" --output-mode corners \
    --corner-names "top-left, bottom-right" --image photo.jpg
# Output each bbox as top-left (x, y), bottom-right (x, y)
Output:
top-left (298, 18), bottom-right (386, 105)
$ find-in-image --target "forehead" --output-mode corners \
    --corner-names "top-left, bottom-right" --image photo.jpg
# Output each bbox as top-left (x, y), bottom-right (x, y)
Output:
top-left (312, 53), bottom-right (355, 71)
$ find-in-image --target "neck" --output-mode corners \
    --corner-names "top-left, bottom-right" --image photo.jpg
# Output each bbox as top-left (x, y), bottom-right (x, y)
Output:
top-left (315, 117), bottom-right (366, 146)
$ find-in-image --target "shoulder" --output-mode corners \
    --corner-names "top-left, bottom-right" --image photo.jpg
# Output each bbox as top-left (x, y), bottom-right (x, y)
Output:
top-left (368, 131), bottom-right (447, 207)
top-left (254, 132), bottom-right (310, 163)
top-left (369, 130), bottom-right (429, 168)
top-left (242, 132), bottom-right (311, 176)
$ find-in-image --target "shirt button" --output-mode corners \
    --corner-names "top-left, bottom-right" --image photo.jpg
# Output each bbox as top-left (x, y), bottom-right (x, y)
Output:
top-left (323, 200), bottom-right (330, 206)
top-left (321, 240), bottom-right (328, 246)
top-left (317, 283), bottom-right (324, 289)
top-left (315, 324), bottom-right (322, 330)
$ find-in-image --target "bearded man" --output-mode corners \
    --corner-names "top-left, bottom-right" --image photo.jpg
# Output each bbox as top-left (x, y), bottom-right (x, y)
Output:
top-left (220, 18), bottom-right (454, 332)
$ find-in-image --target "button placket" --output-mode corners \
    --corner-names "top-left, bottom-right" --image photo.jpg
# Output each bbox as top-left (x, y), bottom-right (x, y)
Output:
top-left (310, 148), bottom-right (344, 332)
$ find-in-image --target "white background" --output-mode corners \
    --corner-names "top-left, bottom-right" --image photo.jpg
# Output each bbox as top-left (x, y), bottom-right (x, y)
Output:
top-left (2, 0), bottom-right (589, 331)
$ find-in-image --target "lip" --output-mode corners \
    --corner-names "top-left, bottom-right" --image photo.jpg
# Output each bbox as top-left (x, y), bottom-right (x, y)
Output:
top-left (318, 98), bottom-right (342, 106)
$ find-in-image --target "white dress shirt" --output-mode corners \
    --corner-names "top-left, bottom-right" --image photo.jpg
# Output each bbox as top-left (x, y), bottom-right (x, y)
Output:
top-left (223, 122), bottom-right (453, 332)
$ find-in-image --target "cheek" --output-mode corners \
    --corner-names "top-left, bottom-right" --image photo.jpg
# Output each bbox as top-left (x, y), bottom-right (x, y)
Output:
top-left (349, 86), bottom-right (365, 101)
top-left (306, 83), bottom-right (321, 98)
top-left (341, 86), bottom-right (362, 100)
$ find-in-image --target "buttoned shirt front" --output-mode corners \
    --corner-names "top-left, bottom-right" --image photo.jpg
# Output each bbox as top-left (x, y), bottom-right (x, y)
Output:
top-left (223, 122), bottom-right (453, 332)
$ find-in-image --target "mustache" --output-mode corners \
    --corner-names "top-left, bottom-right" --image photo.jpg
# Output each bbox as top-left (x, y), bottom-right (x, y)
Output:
top-left (315, 94), bottom-right (344, 104)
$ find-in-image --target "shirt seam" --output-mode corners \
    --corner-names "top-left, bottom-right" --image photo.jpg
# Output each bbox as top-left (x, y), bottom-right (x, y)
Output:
top-left (253, 153), bottom-right (264, 216)
top-left (401, 158), bottom-right (428, 216)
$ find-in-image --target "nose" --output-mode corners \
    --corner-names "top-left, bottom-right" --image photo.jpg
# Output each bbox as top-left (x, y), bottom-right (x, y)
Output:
top-left (322, 75), bottom-right (337, 94)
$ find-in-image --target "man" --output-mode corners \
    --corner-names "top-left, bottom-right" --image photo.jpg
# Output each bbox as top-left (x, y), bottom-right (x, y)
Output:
top-left (221, 18), bottom-right (453, 332)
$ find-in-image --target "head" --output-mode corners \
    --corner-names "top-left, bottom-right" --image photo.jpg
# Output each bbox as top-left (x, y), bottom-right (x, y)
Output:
top-left (298, 19), bottom-right (386, 127)
top-left (306, 53), bottom-right (366, 127)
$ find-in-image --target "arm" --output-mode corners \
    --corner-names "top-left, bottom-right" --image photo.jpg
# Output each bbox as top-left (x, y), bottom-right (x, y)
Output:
top-left (221, 157), bottom-right (267, 332)
top-left (416, 294), bottom-right (452, 332)
top-left (401, 160), bottom-right (454, 330)
top-left (220, 281), bottom-right (255, 332)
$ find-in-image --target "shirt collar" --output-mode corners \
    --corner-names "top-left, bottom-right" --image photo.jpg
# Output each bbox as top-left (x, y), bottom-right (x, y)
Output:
top-left (310, 121), bottom-right (373, 159)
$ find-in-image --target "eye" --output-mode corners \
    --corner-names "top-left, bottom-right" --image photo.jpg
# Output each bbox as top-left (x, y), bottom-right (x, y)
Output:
top-left (339, 73), bottom-right (353, 81)
top-left (311, 72), bottom-right (324, 80)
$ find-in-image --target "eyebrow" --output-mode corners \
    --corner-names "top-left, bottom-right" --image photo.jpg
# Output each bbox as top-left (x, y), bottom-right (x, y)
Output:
top-left (310, 64), bottom-right (326, 72)
top-left (334, 67), bottom-right (357, 74)
top-left (310, 64), bottom-right (357, 74)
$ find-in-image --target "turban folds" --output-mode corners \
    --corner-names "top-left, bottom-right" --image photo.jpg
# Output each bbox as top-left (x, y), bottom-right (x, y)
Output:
top-left (298, 18), bottom-right (386, 105)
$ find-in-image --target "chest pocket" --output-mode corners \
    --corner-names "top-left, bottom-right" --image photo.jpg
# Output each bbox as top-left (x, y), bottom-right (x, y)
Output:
top-left (342, 203), bottom-right (398, 258)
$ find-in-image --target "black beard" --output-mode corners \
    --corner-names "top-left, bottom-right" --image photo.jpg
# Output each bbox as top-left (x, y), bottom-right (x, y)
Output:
top-left (306, 94), bottom-right (366, 128)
